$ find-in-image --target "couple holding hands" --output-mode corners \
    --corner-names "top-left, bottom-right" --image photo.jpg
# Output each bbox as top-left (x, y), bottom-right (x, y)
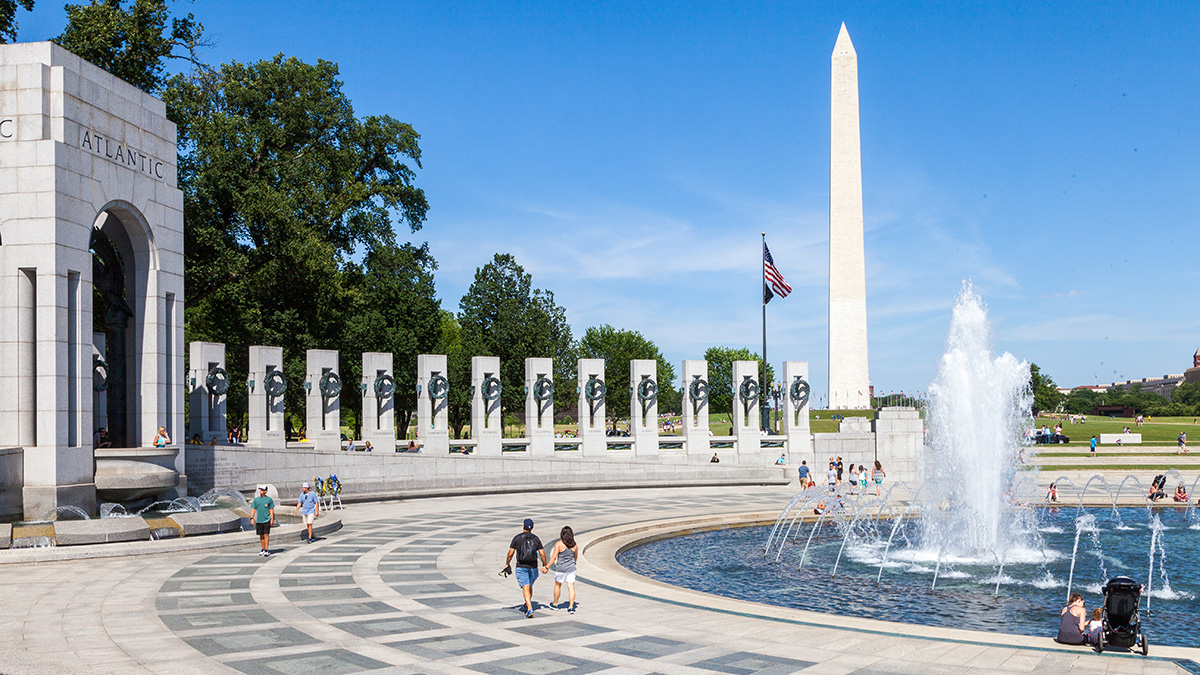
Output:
top-left (503, 518), bottom-right (580, 618)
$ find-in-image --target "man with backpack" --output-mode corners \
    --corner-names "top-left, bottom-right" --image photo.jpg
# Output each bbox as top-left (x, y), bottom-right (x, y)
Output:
top-left (503, 518), bottom-right (547, 618)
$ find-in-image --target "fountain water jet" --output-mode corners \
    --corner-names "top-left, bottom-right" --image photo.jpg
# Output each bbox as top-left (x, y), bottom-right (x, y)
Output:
top-left (920, 282), bottom-right (1032, 558)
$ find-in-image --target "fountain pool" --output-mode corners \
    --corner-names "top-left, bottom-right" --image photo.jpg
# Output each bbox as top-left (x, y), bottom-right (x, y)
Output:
top-left (618, 505), bottom-right (1198, 647)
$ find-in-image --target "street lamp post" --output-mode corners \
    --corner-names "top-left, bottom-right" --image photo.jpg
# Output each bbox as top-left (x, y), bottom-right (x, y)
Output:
top-left (770, 381), bottom-right (782, 434)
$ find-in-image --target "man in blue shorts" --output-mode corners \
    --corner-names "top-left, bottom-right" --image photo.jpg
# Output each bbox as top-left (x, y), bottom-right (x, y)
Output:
top-left (294, 482), bottom-right (320, 543)
top-left (504, 518), bottom-right (547, 618)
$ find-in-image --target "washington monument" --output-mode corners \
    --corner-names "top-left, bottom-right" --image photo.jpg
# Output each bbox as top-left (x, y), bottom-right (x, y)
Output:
top-left (828, 23), bottom-right (871, 410)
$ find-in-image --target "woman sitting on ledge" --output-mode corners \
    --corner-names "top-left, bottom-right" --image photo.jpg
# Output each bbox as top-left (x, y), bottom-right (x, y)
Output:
top-left (1056, 593), bottom-right (1087, 645)
top-left (1174, 485), bottom-right (1188, 502)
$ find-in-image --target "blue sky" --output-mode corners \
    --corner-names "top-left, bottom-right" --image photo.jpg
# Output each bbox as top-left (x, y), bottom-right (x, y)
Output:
top-left (20, 1), bottom-right (1200, 402)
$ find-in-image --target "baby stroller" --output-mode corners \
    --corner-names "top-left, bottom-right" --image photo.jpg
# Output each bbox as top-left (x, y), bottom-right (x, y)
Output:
top-left (1096, 576), bottom-right (1148, 655)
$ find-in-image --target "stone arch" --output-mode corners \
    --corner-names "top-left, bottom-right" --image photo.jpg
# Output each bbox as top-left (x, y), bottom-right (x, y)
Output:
top-left (89, 200), bottom-right (159, 448)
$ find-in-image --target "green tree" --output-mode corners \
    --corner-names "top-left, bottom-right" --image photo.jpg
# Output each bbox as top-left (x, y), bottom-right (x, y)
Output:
top-left (576, 324), bottom-right (677, 429)
top-left (55, 0), bottom-right (204, 93)
top-left (1029, 363), bottom-right (1063, 415)
top-left (702, 346), bottom-right (775, 423)
top-left (167, 55), bottom-right (430, 436)
top-left (436, 311), bottom-right (472, 439)
top-left (340, 243), bottom-right (442, 439)
top-left (1063, 387), bottom-right (1099, 415)
top-left (1172, 382), bottom-right (1200, 412)
top-left (457, 254), bottom-right (575, 422)
top-left (0, 0), bottom-right (34, 43)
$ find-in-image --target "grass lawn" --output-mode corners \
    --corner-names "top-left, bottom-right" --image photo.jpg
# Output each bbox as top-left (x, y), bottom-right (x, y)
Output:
top-left (1031, 464), bottom-right (1196, 472)
top-left (1032, 414), bottom-right (1197, 446)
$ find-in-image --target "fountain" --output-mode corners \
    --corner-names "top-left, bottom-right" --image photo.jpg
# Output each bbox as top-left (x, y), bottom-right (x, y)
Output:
top-left (618, 283), bottom-right (1199, 647)
top-left (918, 283), bottom-right (1031, 559)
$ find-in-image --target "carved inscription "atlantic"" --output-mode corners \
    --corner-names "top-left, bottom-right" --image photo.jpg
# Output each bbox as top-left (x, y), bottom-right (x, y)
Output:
top-left (80, 129), bottom-right (165, 180)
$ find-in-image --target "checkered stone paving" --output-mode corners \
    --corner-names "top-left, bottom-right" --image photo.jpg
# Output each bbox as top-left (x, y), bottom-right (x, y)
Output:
top-left (0, 486), bottom-right (1197, 674)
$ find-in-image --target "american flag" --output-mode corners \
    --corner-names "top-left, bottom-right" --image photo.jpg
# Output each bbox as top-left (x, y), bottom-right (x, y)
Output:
top-left (763, 242), bottom-right (791, 304)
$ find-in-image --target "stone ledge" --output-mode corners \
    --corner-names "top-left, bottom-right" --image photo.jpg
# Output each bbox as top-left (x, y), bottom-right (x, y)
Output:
top-left (0, 516), bottom-right (341, 563)
top-left (167, 509), bottom-right (243, 535)
top-left (52, 517), bottom-right (150, 546)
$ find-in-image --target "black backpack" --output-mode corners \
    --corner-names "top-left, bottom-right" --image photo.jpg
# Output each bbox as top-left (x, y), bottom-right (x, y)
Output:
top-left (516, 533), bottom-right (539, 566)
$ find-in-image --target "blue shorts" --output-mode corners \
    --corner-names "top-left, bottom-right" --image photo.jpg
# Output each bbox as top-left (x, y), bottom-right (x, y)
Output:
top-left (516, 566), bottom-right (538, 588)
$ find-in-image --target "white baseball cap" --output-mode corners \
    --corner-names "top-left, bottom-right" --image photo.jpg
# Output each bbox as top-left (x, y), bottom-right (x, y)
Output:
top-left (302, 482), bottom-right (310, 488)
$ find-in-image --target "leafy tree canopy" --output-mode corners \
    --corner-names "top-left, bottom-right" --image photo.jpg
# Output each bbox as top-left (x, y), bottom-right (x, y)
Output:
top-left (576, 324), bottom-right (677, 422)
top-left (165, 54), bottom-right (428, 310)
top-left (55, 0), bottom-right (203, 93)
top-left (1029, 363), bottom-right (1063, 415)
top-left (702, 346), bottom-right (775, 420)
top-left (458, 254), bottom-right (575, 416)
top-left (0, 0), bottom-right (34, 43)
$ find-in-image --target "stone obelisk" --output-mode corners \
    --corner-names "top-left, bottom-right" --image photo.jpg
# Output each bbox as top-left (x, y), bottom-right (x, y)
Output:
top-left (828, 23), bottom-right (870, 410)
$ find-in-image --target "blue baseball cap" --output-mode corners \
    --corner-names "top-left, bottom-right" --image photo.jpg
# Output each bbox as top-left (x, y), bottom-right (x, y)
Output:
top-left (523, 518), bottom-right (534, 530)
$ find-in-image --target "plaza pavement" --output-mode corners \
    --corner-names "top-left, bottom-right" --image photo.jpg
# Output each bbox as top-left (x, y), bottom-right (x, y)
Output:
top-left (0, 484), bottom-right (1197, 675)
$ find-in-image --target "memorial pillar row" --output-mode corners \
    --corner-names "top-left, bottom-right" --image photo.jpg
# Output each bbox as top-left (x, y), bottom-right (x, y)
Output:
top-left (524, 358), bottom-right (554, 456)
top-left (630, 359), bottom-right (659, 457)
top-left (577, 358), bottom-right (606, 457)
top-left (682, 360), bottom-right (710, 459)
top-left (362, 352), bottom-right (396, 453)
top-left (305, 349), bottom-right (340, 450)
top-left (732, 360), bottom-right (762, 461)
top-left (471, 356), bottom-right (502, 456)
top-left (416, 354), bottom-right (450, 454)
top-left (188, 341), bottom-right (227, 444)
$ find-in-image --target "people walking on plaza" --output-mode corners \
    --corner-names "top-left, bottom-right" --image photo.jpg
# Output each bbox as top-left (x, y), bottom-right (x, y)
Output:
top-left (294, 482), bottom-right (320, 543)
top-left (835, 457), bottom-right (844, 484)
top-left (797, 460), bottom-right (810, 487)
top-left (872, 460), bottom-right (886, 496)
top-left (827, 462), bottom-right (838, 493)
top-left (1179, 432), bottom-right (1188, 455)
top-left (847, 464), bottom-right (859, 495)
top-left (153, 426), bottom-right (171, 447)
top-left (504, 518), bottom-right (547, 618)
top-left (251, 485), bottom-right (276, 556)
top-left (542, 525), bottom-right (580, 613)
top-left (1090, 436), bottom-right (1097, 457)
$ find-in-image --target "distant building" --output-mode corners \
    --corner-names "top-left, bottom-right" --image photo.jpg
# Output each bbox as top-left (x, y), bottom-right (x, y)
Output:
top-left (1070, 347), bottom-right (1199, 400)
top-left (1184, 348), bottom-right (1200, 386)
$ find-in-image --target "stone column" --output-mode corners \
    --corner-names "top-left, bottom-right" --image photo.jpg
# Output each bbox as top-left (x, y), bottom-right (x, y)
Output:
top-left (630, 359), bottom-right (659, 457)
top-left (416, 354), bottom-right (449, 454)
top-left (92, 334), bottom-right (107, 443)
top-left (361, 352), bottom-right (396, 453)
top-left (304, 349), bottom-right (340, 450)
top-left (188, 342), bottom-right (227, 444)
top-left (471, 356), bottom-right (502, 456)
top-left (524, 357), bottom-right (554, 456)
top-left (782, 361), bottom-right (813, 465)
top-left (732, 360), bottom-right (761, 460)
top-left (682, 360), bottom-right (710, 459)
top-left (577, 358), bottom-right (606, 457)
top-left (247, 346), bottom-right (286, 446)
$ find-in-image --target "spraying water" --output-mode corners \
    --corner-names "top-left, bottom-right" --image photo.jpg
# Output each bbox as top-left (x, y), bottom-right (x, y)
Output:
top-left (920, 282), bottom-right (1032, 557)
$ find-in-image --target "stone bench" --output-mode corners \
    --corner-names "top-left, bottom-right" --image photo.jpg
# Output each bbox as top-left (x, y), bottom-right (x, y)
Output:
top-left (1099, 433), bottom-right (1141, 445)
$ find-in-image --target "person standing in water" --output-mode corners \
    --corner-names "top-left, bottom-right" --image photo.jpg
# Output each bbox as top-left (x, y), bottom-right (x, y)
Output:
top-left (542, 525), bottom-right (580, 613)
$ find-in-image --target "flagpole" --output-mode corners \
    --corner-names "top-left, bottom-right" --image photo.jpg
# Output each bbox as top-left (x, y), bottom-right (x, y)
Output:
top-left (761, 232), bottom-right (768, 432)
